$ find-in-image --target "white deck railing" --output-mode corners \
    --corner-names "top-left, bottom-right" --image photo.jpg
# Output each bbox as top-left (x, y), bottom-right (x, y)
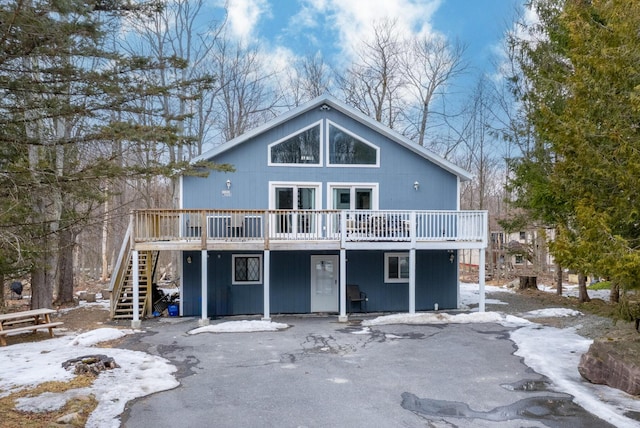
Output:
top-left (132, 209), bottom-right (487, 244)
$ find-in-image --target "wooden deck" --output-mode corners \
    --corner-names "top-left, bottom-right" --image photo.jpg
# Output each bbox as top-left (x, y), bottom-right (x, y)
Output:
top-left (129, 209), bottom-right (488, 251)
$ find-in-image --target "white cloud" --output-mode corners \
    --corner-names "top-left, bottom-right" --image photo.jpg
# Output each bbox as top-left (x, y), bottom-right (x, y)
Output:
top-left (293, 0), bottom-right (443, 61)
top-left (225, 0), bottom-right (271, 42)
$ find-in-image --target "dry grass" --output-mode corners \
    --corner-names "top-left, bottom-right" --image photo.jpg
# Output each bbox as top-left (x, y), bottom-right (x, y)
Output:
top-left (0, 290), bottom-right (116, 425)
top-left (0, 376), bottom-right (98, 427)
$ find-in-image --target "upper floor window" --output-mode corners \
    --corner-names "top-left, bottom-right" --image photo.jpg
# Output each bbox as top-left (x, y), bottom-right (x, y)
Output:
top-left (328, 123), bottom-right (378, 166)
top-left (269, 123), bottom-right (321, 165)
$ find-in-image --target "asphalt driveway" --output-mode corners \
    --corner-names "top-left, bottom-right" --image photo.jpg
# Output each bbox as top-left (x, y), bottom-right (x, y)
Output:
top-left (116, 314), bottom-right (611, 428)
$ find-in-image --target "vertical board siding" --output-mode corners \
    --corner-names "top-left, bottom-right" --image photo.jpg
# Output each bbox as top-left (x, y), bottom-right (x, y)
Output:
top-left (182, 249), bottom-right (458, 317)
top-left (182, 108), bottom-right (459, 212)
top-left (415, 251), bottom-right (458, 310)
top-left (182, 251), bottom-right (202, 316)
top-left (270, 251), bottom-right (313, 313)
top-left (345, 251), bottom-right (408, 312)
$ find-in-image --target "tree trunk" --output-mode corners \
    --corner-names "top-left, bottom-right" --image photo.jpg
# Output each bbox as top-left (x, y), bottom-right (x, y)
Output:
top-left (54, 227), bottom-right (76, 305)
top-left (101, 194), bottom-right (109, 282)
top-left (578, 273), bottom-right (591, 303)
top-left (31, 256), bottom-right (54, 309)
top-left (519, 276), bottom-right (538, 290)
top-left (0, 274), bottom-right (4, 309)
top-left (555, 262), bottom-right (563, 296)
top-left (610, 281), bottom-right (620, 303)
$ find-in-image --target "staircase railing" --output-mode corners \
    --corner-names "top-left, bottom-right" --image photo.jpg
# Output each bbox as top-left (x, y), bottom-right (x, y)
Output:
top-left (109, 222), bottom-right (132, 318)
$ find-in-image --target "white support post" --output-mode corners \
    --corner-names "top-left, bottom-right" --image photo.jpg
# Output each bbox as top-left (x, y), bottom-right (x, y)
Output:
top-left (262, 250), bottom-right (271, 321)
top-left (338, 249), bottom-right (347, 322)
top-left (479, 248), bottom-right (486, 312)
top-left (131, 250), bottom-right (141, 328)
top-left (199, 250), bottom-right (209, 326)
top-left (409, 248), bottom-right (416, 314)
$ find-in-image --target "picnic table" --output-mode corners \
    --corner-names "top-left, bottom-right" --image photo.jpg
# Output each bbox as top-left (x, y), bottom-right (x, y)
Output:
top-left (0, 308), bottom-right (63, 346)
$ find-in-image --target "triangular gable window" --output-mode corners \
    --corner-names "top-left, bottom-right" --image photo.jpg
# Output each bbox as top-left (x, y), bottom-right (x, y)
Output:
top-left (328, 123), bottom-right (378, 165)
top-left (269, 123), bottom-right (321, 165)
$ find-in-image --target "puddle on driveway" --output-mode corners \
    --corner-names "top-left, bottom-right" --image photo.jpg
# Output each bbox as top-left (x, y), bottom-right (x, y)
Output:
top-left (401, 392), bottom-right (614, 427)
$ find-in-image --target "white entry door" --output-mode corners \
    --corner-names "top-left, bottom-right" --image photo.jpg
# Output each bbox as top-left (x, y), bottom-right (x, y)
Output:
top-left (310, 255), bottom-right (339, 312)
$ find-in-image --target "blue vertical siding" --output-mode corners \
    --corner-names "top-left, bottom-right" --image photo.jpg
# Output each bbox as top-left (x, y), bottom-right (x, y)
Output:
top-left (182, 109), bottom-right (459, 211)
top-left (270, 251), bottom-right (313, 313)
top-left (415, 251), bottom-right (458, 310)
top-left (182, 249), bottom-right (458, 317)
top-left (182, 251), bottom-right (259, 317)
top-left (345, 251), bottom-right (407, 312)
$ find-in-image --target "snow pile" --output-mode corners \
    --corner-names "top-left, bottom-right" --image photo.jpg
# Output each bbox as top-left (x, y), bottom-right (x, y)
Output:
top-left (188, 319), bottom-right (289, 334)
top-left (522, 308), bottom-right (582, 318)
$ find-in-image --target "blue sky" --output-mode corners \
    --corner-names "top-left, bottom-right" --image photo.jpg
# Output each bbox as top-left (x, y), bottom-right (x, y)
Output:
top-left (216, 0), bottom-right (524, 94)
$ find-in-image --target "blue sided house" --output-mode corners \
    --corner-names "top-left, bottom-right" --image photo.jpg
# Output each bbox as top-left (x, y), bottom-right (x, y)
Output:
top-left (109, 95), bottom-right (488, 326)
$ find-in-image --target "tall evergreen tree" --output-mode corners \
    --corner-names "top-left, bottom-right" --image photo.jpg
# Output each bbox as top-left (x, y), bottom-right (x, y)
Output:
top-left (0, 0), bottom-right (220, 308)
top-left (509, 0), bottom-right (640, 302)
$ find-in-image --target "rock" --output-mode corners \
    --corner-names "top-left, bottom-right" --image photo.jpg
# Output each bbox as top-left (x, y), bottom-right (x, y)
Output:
top-left (578, 334), bottom-right (640, 395)
top-left (55, 412), bottom-right (82, 425)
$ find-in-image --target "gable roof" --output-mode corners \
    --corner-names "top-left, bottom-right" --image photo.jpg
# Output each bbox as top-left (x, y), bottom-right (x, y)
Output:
top-left (193, 95), bottom-right (473, 181)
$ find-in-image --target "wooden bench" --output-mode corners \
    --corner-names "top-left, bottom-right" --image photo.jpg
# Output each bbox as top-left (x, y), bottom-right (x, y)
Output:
top-left (0, 308), bottom-right (63, 346)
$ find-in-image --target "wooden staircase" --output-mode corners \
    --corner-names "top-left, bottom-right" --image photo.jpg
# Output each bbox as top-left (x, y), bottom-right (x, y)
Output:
top-left (109, 225), bottom-right (157, 320)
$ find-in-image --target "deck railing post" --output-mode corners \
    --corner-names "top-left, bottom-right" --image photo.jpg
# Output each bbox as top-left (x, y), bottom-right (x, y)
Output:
top-left (264, 210), bottom-right (270, 249)
top-left (340, 211), bottom-right (347, 247)
top-left (410, 211), bottom-right (417, 246)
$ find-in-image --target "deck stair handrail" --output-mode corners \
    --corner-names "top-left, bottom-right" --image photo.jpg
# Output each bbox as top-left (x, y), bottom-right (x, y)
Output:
top-left (109, 222), bottom-right (132, 316)
top-left (109, 221), bottom-right (156, 320)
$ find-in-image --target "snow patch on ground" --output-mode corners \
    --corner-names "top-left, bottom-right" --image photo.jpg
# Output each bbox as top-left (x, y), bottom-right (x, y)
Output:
top-left (0, 329), bottom-right (178, 428)
top-left (522, 308), bottom-right (582, 318)
top-left (188, 320), bottom-right (289, 334)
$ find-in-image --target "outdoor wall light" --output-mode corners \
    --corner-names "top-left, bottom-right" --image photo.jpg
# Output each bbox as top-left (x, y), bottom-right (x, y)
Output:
top-left (448, 250), bottom-right (455, 264)
top-left (186, 256), bottom-right (192, 264)
top-left (413, 181), bottom-right (420, 190)
top-left (226, 179), bottom-right (231, 189)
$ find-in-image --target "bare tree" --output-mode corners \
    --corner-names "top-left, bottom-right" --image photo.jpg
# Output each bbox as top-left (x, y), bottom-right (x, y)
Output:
top-left (284, 52), bottom-right (332, 107)
top-left (458, 77), bottom-right (502, 211)
top-left (402, 36), bottom-right (468, 147)
top-left (211, 35), bottom-right (281, 142)
top-left (336, 19), bottom-right (405, 129)
top-left (122, 0), bottom-right (224, 160)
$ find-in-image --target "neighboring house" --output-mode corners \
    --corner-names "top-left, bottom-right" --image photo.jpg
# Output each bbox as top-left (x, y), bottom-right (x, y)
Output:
top-left (488, 228), bottom-right (555, 272)
top-left (109, 95), bottom-right (488, 327)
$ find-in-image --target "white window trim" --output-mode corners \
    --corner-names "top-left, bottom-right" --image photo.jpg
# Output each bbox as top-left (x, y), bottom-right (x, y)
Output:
top-left (327, 182), bottom-right (379, 210)
top-left (268, 181), bottom-right (323, 210)
top-left (267, 120), bottom-right (323, 167)
top-left (384, 252), bottom-right (410, 283)
top-left (232, 254), bottom-right (263, 285)
top-left (326, 120), bottom-right (380, 168)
